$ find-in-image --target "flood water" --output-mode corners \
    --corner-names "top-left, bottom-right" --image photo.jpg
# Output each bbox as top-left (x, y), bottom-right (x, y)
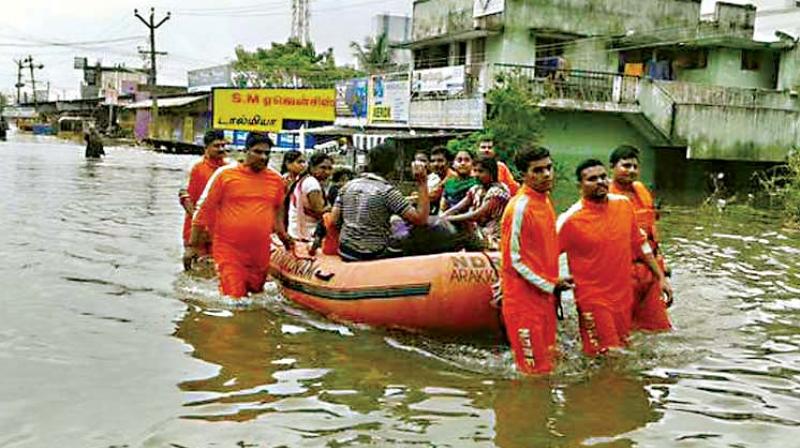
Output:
top-left (1, 135), bottom-right (799, 448)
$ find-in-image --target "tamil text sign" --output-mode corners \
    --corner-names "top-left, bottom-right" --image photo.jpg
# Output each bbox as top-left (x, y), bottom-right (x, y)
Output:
top-left (412, 66), bottom-right (466, 95)
top-left (213, 88), bottom-right (336, 132)
top-left (368, 74), bottom-right (410, 125)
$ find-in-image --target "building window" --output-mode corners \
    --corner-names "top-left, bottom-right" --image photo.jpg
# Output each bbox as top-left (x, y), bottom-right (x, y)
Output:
top-left (741, 50), bottom-right (760, 71)
top-left (471, 37), bottom-right (486, 64)
top-left (414, 44), bottom-right (450, 69)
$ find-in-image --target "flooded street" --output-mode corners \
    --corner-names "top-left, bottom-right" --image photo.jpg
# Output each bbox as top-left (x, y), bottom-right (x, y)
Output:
top-left (1, 135), bottom-right (799, 447)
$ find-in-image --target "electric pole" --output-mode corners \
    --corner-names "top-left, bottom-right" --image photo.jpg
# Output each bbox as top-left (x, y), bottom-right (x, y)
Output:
top-left (14, 60), bottom-right (24, 104)
top-left (134, 7), bottom-right (170, 86)
top-left (22, 56), bottom-right (44, 106)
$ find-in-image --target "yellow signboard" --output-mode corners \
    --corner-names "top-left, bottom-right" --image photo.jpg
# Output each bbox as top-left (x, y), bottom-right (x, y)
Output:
top-left (212, 88), bottom-right (336, 132)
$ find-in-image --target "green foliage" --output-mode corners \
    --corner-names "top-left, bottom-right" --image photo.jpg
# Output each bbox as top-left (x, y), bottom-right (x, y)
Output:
top-left (757, 151), bottom-right (800, 226)
top-left (350, 33), bottom-right (396, 73)
top-left (446, 72), bottom-right (543, 167)
top-left (233, 39), bottom-right (362, 88)
top-left (484, 72), bottom-right (544, 161)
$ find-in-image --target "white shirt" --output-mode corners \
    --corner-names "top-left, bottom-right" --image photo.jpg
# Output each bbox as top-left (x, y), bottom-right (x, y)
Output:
top-left (288, 176), bottom-right (323, 240)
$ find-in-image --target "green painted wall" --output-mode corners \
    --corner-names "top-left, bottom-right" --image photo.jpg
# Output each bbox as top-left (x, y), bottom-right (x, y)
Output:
top-left (778, 46), bottom-right (800, 91)
top-left (539, 110), bottom-right (656, 209)
top-left (486, 27), bottom-right (536, 65)
top-left (677, 48), bottom-right (778, 90)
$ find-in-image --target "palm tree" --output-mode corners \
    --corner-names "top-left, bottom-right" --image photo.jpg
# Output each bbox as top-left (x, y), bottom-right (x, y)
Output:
top-left (350, 33), bottom-right (394, 73)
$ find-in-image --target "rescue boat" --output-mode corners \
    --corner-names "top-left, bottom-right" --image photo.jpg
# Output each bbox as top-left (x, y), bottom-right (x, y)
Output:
top-left (269, 244), bottom-right (503, 335)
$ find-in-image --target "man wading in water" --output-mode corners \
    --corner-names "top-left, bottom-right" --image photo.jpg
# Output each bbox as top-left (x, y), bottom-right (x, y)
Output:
top-left (187, 132), bottom-right (294, 298)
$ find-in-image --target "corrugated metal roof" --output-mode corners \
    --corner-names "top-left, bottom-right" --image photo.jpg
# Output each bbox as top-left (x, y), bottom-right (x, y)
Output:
top-left (125, 95), bottom-right (207, 109)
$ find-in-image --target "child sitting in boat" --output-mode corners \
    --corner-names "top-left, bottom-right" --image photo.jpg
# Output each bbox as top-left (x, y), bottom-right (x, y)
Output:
top-left (442, 156), bottom-right (511, 250)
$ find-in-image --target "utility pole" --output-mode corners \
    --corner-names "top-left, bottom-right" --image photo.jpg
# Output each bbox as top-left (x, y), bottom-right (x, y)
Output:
top-left (134, 7), bottom-right (170, 86)
top-left (14, 60), bottom-right (24, 104)
top-left (22, 56), bottom-right (44, 106)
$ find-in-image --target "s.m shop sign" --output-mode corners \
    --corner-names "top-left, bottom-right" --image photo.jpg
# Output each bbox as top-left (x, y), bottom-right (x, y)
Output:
top-left (212, 88), bottom-right (336, 132)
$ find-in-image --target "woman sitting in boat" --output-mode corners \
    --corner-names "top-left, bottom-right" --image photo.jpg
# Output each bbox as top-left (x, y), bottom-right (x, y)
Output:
top-left (280, 149), bottom-right (306, 187)
top-left (330, 143), bottom-right (431, 261)
top-left (287, 152), bottom-right (334, 241)
top-left (440, 149), bottom-right (478, 213)
top-left (441, 156), bottom-right (510, 250)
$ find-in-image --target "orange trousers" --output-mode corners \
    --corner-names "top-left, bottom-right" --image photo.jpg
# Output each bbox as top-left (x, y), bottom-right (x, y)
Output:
top-left (502, 296), bottom-right (558, 375)
top-left (577, 301), bottom-right (632, 356)
top-left (214, 243), bottom-right (269, 298)
top-left (631, 263), bottom-right (672, 332)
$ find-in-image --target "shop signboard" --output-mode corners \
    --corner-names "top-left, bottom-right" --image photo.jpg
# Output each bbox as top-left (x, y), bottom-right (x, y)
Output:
top-left (368, 74), bottom-right (410, 125)
top-left (411, 66), bottom-right (466, 95)
top-left (212, 88), bottom-right (336, 132)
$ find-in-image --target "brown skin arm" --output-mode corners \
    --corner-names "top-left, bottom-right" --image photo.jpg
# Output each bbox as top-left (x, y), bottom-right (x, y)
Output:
top-left (275, 202), bottom-right (294, 251)
top-left (305, 190), bottom-right (330, 219)
top-left (330, 205), bottom-right (341, 228)
top-left (401, 168), bottom-right (430, 226)
top-left (640, 251), bottom-right (674, 307)
top-left (441, 193), bottom-right (471, 218)
top-left (183, 224), bottom-right (210, 270)
top-left (446, 196), bottom-right (501, 224)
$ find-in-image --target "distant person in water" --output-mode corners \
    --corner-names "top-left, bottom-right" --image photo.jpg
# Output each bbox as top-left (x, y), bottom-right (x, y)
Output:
top-left (0, 117), bottom-right (8, 141)
top-left (84, 127), bottom-right (105, 158)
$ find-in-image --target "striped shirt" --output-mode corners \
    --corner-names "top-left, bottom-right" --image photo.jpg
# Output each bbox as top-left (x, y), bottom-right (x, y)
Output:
top-left (335, 173), bottom-right (413, 254)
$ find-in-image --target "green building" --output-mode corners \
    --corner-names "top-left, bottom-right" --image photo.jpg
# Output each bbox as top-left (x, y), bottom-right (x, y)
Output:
top-left (403, 0), bottom-right (800, 200)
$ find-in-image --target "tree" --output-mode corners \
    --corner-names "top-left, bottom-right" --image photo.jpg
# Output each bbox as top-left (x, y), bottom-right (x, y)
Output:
top-left (484, 72), bottom-right (544, 162)
top-left (350, 33), bottom-right (395, 73)
top-left (233, 39), bottom-right (361, 88)
top-left (447, 72), bottom-right (544, 167)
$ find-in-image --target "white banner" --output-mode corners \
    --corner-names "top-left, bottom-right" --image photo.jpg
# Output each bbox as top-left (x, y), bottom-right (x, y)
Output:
top-left (368, 75), bottom-right (410, 124)
top-left (473, 0), bottom-right (504, 18)
top-left (412, 66), bottom-right (466, 95)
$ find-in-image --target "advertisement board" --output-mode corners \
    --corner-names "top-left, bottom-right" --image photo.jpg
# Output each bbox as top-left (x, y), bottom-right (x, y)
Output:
top-left (188, 64), bottom-right (234, 93)
top-left (213, 88), bottom-right (336, 132)
top-left (368, 74), bottom-right (410, 124)
top-left (411, 66), bottom-right (466, 95)
top-left (473, 0), bottom-right (505, 18)
top-left (335, 78), bottom-right (369, 119)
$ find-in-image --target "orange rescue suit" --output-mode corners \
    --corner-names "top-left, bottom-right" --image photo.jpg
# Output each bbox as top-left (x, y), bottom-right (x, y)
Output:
top-left (497, 161), bottom-right (520, 196)
top-left (610, 180), bottom-right (671, 331)
top-left (181, 156), bottom-right (226, 251)
top-left (193, 164), bottom-right (286, 298)
top-left (557, 195), bottom-right (649, 355)
top-left (500, 186), bottom-right (560, 374)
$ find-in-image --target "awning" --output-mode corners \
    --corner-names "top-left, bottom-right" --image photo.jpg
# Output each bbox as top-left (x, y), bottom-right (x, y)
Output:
top-left (125, 95), bottom-right (208, 109)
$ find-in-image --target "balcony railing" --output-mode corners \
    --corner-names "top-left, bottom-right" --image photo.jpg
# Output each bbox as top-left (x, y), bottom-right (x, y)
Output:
top-left (491, 63), bottom-right (641, 105)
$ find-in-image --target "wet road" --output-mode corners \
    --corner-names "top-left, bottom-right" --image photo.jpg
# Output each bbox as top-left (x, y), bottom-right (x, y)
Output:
top-left (1, 135), bottom-right (799, 447)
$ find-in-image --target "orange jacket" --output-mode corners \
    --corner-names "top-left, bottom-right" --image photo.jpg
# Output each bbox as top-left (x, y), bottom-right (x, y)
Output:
top-left (193, 164), bottom-right (286, 268)
top-left (500, 185), bottom-right (559, 307)
top-left (181, 156), bottom-right (226, 244)
top-left (610, 180), bottom-right (659, 248)
top-left (557, 195), bottom-right (650, 308)
top-left (498, 161), bottom-right (520, 196)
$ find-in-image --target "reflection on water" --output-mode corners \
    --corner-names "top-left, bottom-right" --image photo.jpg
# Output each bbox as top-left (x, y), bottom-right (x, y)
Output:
top-left (1, 136), bottom-right (799, 447)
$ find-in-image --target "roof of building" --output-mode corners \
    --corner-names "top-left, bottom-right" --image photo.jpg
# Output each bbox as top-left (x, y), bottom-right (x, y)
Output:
top-left (125, 94), bottom-right (208, 109)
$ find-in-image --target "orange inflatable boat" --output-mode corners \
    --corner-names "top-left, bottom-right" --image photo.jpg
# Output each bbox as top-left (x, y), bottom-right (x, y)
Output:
top-left (269, 244), bottom-right (503, 336)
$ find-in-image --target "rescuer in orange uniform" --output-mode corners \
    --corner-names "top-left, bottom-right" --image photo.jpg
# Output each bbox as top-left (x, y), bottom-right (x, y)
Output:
top-left (186, 132), bottom-right (294, 298)
top-left (179, 130), bottom-right (229, 269)
top-left (478, 137), bottom-right (520, 196)
top-left (500, 146), bottom-right (573, 375)
top-left (557, 159), bottom-right (672, 356)
top-left (609, 145), bottom-right (673, 332)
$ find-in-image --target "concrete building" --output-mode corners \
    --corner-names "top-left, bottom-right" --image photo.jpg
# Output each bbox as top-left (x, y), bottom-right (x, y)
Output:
top-left (373, 14), bottom-right (413, 68)
top-left (76, 59), bottom-right (148, 100)
top-left (400, 0), bottom-right (800, 197)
